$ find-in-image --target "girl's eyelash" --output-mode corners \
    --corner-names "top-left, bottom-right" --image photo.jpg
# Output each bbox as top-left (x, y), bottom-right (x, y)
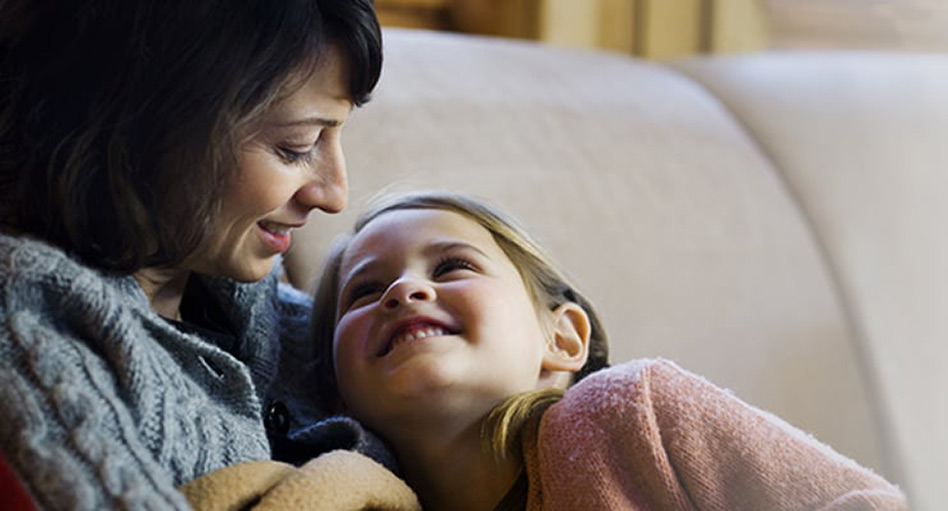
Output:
top-left (344, 281), bottom-right (383, 308)
top-left (433, 256), bottom-right (477, 277)
top-left (339, 255), bottom-right (477, 310)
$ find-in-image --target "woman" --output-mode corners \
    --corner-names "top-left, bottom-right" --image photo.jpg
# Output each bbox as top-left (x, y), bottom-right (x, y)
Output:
top-left (0, 0), bottom-right (381, 509)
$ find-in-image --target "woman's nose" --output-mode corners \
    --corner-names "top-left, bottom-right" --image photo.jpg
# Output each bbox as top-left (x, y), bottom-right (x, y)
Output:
top-left (381, 277), bottom-right (436, 310)
top-left (293, 143), bottom-right (348, 214)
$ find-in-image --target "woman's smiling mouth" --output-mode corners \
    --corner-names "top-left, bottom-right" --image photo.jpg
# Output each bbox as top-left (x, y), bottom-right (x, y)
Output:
top-left (256, 220), bottom-right (298, 252)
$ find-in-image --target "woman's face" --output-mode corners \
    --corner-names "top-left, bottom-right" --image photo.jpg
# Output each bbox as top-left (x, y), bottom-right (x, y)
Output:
top-left (187, 46), bottom-right (353, 282)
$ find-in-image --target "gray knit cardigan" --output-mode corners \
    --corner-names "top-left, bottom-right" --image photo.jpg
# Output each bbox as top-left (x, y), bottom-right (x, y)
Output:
top-left (0, 232), bottom-right (315, 510)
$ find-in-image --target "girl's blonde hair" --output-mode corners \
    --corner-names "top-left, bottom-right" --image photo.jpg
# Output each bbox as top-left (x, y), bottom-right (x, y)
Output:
top-left (310, 191), bottom-right (610, 460)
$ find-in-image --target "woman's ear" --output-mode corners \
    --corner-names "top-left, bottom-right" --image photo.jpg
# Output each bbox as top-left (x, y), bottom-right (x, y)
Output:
top-left (541, 302), bottom-right (591, 373)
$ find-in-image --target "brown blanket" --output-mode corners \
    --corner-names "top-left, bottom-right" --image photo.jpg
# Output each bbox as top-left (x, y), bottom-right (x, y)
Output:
top-left (179, 450), bottom-right (420, 511)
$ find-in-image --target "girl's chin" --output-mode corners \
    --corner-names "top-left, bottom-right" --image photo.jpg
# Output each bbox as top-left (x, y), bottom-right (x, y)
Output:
top-left (351, 385), bottom-right (504, 424)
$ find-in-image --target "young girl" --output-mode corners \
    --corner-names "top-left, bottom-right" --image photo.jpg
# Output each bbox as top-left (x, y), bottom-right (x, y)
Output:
top-left (309, 192), bottom-right (907, 511)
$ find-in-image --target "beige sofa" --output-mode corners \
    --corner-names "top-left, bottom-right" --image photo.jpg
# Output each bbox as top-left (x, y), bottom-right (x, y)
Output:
top-left (284, 28), bottom-right (948, 510)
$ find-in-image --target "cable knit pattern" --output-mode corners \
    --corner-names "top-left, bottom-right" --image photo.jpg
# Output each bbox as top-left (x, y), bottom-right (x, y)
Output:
top-left (0, 232), bottom-right (299, 510)
top-left (523, 359), bottom-right (908, 511)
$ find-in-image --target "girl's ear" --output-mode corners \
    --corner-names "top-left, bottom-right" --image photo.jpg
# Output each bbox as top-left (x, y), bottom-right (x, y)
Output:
top-left (541, 302), bottom-right (591, 373)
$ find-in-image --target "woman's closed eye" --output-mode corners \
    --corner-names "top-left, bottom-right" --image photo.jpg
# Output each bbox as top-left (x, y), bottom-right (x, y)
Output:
top-left (277, 146), bottom-right (314, 165)
top-left (276, 133), bottom-right (323, 165)
top-left (277, 143), bottom-right (319, 165)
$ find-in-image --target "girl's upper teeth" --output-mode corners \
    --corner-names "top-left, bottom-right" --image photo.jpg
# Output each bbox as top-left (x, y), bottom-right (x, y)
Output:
top-left (392, 326), bottom-right (446, 348)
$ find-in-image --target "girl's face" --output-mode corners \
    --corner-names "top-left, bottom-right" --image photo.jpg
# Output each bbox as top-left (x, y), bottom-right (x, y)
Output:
top-left (333, 208), bottom-right (555, 430)
top-left (186, 46), bottom-right (352, 282)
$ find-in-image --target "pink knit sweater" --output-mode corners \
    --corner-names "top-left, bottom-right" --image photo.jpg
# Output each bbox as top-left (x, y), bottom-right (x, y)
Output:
top-left (523, 359), bottom-right (907, 510)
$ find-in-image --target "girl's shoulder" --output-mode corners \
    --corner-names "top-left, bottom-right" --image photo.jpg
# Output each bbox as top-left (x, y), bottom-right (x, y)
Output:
top-left (563, 358), bottom-right (700, 399)
top-left (548, 358), bottom-right (718, 428)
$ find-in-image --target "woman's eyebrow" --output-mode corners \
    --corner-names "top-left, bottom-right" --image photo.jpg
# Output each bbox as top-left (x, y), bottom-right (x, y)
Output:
top-left (272, 116), bottom-right (345, 128)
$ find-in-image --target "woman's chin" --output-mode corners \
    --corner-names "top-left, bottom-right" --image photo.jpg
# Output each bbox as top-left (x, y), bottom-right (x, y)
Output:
top-left (208, 255), bottom-right (278, 283)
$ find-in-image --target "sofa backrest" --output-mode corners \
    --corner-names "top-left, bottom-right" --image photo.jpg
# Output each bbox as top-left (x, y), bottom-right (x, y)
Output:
top-left (284, 27), bottom-right (892, 497)
top-left (676, 51), bottom-right (948, 511)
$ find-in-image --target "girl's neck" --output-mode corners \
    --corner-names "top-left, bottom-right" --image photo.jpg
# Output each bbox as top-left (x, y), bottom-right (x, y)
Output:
top-left (133, 267), bottom-right (190, 321)
top-left (390, 416), bottom-right (522, 511)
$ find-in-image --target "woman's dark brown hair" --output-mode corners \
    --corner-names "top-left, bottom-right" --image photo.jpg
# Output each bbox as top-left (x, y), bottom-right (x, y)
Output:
top-left (0, 0), bottom-right (382, 272)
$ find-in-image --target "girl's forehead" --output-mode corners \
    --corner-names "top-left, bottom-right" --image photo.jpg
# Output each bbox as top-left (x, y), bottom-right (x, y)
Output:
top-left (340, 208), bottom-right (502, 268)
top-left (356, 208), bottom-right (491, 245)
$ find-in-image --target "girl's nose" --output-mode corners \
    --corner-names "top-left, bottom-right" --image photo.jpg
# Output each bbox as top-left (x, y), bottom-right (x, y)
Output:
top-left (381, 277), bottom-right (436, 310)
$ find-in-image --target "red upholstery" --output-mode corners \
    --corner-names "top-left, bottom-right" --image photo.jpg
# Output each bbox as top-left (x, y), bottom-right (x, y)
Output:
top-left (0, 454), bottom-right (35, 511)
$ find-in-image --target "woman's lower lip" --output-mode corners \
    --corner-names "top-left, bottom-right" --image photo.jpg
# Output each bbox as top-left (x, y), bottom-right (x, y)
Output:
top-left (256, 224), bottom-right (292, 253)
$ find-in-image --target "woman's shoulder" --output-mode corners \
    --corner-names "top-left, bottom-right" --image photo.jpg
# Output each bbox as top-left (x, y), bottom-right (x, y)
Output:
top-left (0, 229), bottom-right (72, 266)
top-left (0, 231), bottom-right (147, 323)
top-left (2, 230), bottom-right (92, 288)
top-left (0, 230), bottom-right (111, 279)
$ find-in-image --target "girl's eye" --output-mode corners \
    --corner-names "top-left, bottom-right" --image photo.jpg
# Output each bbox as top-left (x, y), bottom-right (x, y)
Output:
top-left (433, 257), bottom-right (477, 278)
top-left (343, 281), bottom-right (384, 309)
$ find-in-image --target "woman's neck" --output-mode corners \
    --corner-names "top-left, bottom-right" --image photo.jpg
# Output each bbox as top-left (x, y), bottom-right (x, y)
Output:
top-left (388, 415), bottom-right (522, 511)
top-left (133, 267), bottom-right (190, 321)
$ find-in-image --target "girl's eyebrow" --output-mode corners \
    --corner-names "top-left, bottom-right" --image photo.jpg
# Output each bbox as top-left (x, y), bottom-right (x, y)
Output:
top-left (340, 256), bottom-right (378, 293)
top-left (421, 240), bottom-right (489, 259)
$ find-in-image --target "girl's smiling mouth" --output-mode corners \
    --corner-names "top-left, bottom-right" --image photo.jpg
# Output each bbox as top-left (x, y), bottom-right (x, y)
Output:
top-left (380, 317), bottom-right (459, 357)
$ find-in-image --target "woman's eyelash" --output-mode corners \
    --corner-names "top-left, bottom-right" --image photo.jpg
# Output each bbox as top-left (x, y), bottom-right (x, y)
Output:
top-left (277, 146), bottom-right (315, 165)
top-left (277, 133), bottom-right (323, 165)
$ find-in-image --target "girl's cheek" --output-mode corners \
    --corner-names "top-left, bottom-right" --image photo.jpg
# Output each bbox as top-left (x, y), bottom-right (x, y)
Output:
top-left (333, 319), bottom-right (360, 366)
